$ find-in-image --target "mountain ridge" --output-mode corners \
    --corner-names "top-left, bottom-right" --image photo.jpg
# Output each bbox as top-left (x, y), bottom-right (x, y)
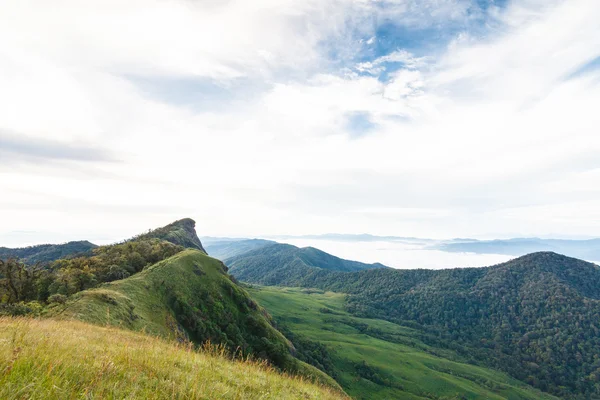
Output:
top-left (225, 242), bottom-right (387, 285)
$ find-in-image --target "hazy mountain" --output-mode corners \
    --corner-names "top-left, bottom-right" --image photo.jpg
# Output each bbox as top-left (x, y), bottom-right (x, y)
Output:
top-left (434, 237), bottom-right (600, 260)
top-left (203, 238), bottom-right (276, 260)
top-left (0, 240), bottom-right (97, 264)
top-left (225, 243), bottom-right (387, 285)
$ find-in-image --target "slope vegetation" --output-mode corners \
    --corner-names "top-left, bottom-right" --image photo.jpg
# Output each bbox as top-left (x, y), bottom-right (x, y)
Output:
top-left (226, 243), bottom-right (386, 285)
top-left (231, 251), bottom-right (600, 399)
top-left (51, 249), bottom-right (338, 388)
top-left (249, 286), bottom-right (556, 400)
top-left (0, 317), bottom-right (345, 400)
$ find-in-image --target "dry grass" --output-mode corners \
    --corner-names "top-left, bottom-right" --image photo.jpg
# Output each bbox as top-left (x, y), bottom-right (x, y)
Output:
top-left (0, 317), bottom-right (347, 400)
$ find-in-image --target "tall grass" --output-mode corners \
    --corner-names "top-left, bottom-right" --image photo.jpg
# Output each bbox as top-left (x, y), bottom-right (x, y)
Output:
top-left (0, 317), bottom-right (346, 399)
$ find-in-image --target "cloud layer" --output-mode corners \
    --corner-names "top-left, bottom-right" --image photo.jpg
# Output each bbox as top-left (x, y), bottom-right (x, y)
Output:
top-left (1, 0), bottom-right (599, 243)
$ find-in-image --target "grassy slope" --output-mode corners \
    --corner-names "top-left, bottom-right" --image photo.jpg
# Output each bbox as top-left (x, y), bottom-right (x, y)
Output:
top-left (249, 286), bottom-right (557, 400)
top-left (52, 249), bottom-right (228, 337)
top-left (49, 249), bottom-right (339, 389)
top-left (0, 317), bottom-right (346, 400)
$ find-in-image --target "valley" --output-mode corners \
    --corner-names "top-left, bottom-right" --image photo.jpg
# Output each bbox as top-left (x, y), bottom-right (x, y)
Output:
top-left (248, 286), bottom-right (555, 400)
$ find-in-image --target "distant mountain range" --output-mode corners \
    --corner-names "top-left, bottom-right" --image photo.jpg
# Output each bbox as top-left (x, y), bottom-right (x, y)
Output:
top-left (0, 240), bottom-right (97, 264)
top-left (432, 237), bottom-right (600, 261)
top-left (259, 233), bottom-right (600, 262)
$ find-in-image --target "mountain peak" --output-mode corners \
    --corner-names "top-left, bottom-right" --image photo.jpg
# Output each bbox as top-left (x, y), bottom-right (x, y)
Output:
top-left (137, 218), bottom-right (206, 254)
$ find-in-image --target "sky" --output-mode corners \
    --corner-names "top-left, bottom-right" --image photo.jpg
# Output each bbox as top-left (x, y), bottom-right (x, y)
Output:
top-left (1, 0), bottom-right (600, 245)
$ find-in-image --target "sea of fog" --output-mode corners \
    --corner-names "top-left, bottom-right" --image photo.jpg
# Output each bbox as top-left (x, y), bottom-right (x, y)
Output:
top-left (275, 238), bottom-right (514, 270)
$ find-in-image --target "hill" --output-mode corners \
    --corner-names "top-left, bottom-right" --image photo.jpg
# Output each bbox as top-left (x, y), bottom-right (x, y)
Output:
top-left (0, 317), bottom-right (345, 400)
top-left (434, 238), bottom-right (600, 261)
top-left (226, 243), bottom-right (387, 285)
top-left (0, 240), bottom-right (97, 264)
top-left (203, 237), bottom-right (276, 260)
top-left (134, 218), bottom-right (207, 253)
top-left (230, 251), bottom-right (600, 399)
top-left (50, 248), bottom-right (339, 388)
top-left (249, 286), bottom-right (556, 400)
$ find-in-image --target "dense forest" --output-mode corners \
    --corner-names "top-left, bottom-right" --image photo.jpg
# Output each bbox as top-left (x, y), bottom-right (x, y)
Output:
top-left (230, 251), bottom-right (600, 399)
top-left (0, 238), bottom-right (183, 312)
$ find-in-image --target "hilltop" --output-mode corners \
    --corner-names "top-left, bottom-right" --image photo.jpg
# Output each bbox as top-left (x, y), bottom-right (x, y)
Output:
top-left (135, 218), bottom-right (207, 253)
top-left (225, 243), bottom-right (386, 285)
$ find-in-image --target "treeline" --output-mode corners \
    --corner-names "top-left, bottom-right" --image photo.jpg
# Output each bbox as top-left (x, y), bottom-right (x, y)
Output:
top-left (0, 239), bottom-right (183, 314)
top-left (230, 251), bottom-right (600, 399)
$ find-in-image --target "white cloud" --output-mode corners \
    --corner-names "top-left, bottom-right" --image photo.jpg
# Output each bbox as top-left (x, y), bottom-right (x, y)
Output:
top-left (0, 0), bottom-right (600, 243)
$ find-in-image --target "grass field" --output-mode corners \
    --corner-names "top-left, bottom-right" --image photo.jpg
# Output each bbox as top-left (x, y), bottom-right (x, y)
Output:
top-left (0, 317), bottom-right (346, 399)
top-left (248, 286), bottom-right (557, 400)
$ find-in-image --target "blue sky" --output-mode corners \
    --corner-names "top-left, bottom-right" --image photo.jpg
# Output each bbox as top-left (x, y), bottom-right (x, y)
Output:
top-left (1, 0), bottom-right (600, 244)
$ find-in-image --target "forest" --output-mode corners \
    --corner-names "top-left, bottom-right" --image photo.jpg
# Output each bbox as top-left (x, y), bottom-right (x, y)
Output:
top-left (0, 238), bottom-right (183, 314)
top-left (230, 251), bottom-right (600, 399)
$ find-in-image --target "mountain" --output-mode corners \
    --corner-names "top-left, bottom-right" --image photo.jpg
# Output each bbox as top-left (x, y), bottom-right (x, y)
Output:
top-left (225, 243), bottom-right (387, 285)
top-left (0, 240), bottom-right (97, 263)
top-left (0, 218), bottom-right (342, 394)
top-left (249, 286), bottom-right (556, 400)
top-left (51, 248), bottom-right (337, 387)
top-left (0, 318), bottom-right (344, 399)
top-left (230, 251), bottom-right (600, 399)
top-left (134, 218), bottom-right (207, 253)
top-left (434, 237), bottom-right (600, 261)
top-left (203, 237), bottom-right (276, 260)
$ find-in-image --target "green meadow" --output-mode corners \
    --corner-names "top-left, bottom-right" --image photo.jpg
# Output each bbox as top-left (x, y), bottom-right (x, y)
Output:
top-left (249, 286), bottom-right (557, 400)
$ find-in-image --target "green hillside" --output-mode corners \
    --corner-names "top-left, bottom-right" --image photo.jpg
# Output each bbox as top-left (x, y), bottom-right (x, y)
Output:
top-left (0, 240), bottom-right (97, 264)
top-left (0, 317), bottom-right (346, 400)
top-left (231, 251), bottom-right (600, 399)
top-left (50, 249), bottom-right (339, 388)
top-left (249, 286), bottom-right (556, 400)
top-left (226, 243), bottom-right (386, 284)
